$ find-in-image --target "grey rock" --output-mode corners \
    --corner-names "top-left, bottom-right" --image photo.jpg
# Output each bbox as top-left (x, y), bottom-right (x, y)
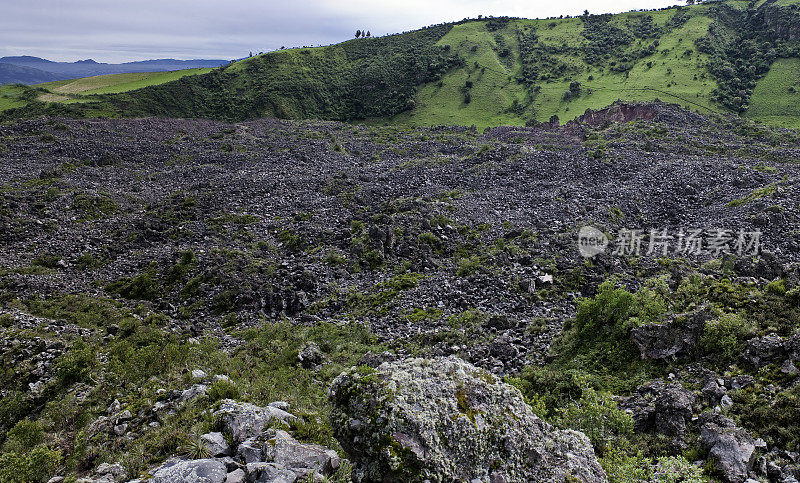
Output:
top-left (115, 409), bottom-right (132, 422)
top-left (781, 359), bottom-right (798, 375)
top-left (329, 356), bottom-right (606, 482)
top-left (106, 399), bottom-right (121, 414)
top-left (786, 334), bottom-right (800, 360)
top-left (150, 458), bottom-right (227, 483)
top-left (744, 333), bottom-right (786, 366)
top-left (201, 432), bottom-right (232, 457)
top-left (179, 384), bottom-right (208, 402)
top-left (268, 430), bottom-right (340, 475)
top-left (235, 438), bottom-right (263, 464)
top-left (621, 379), bottom-right (695, 449)
top-left (192, 369), bottom-right (209, 380)
top-left (225, 468), bottom-right (245, 483)
top-left (699, 413), bottom-right (757, 483)
top-left (215, 399), bottom-right (296, 444)
top-left (702, 378), bottom-right (727, 402)
top-left (245, 462), bottom-right (298, 483)
top-left (297, 342), bottom-right (324, 369)
top-left (219, 456), bottom-right (238, 472)
top-left (357, 351), bottom-right (398, 368)
top-left (95, 463), bottom-right (125, 482)
top-left (720, 394), bottom-right (734, 409)
top-left (731, 375), bottom-right (755, 391)
top-left (267, 401), bottom-right (290, 411)
top-left (630, 306), bottom-right (708, 360)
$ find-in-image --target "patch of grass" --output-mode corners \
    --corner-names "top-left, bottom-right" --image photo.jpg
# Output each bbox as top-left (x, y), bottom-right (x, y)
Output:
top-left (726, 184), bottom-right (776, 207)
top-left (746, 58), bottom-right (800, 129)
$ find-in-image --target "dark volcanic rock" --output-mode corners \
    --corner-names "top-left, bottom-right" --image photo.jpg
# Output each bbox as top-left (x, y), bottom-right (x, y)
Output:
top-left (630, 305), bottom-right (710, 360)
top-left (699, 413), bottom-right (758, 483)
top-left (620, 379), bottom-right (695, 450)
top-left (743, 333), bottom-right (786, 366)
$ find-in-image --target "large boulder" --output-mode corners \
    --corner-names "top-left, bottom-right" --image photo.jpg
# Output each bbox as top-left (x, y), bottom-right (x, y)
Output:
top-left (267, 429), bottom-right (340, 475)
top-left (619, 380), bottom-right (695, 451)
top-left (149, 458), bottom-right (227, 483)
top-left (699, 413), bottom-right (757, 483)
top-left (214, 399), bottom-right (296, 444)
top-left (200, 432), bottom-right (231, 457)
top-left (630, 306), bottom-right (709, 360)
top-left (743, 333), bottom-right (786, 366)
top-left (329, 356), bottom-right (606, 482)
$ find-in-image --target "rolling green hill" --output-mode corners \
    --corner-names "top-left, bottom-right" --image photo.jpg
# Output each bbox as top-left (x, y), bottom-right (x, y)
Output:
top-left (0, 68), bottom-right (213, 115)
top-left (3, 0), bottom-right (800, 128)
top-left (36, 68), bottom-right (213, 101)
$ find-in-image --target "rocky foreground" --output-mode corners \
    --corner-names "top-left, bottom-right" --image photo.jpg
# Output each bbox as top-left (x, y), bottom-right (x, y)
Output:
top-left (1, 103), bottom-right (800, 482)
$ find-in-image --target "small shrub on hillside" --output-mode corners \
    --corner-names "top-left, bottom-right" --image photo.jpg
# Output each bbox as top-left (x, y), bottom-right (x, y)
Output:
top-left (457, 256), bottom-right (483, 277)
top-left (574, 281), bottom-right (635, 340)
top-left (417, 232), bottom-right (440, 247)
top-left (106, 272), bottom-right (161, 301)
top-left (278, 230), bottom-right (302, 251)
top-left (0, 444), bottom-right (61, 483)
top-left (181, 432), bottom-right (212, 459)
top-left (207, 379), bottom-right (240, 402)
top-left (2, 419), bottom-right (44, 453)
top-left (601, 445), bottom-right (653, 482)
top-left (700, 313), bottom-right (754, 361)
top-left (55, 341), bottom-right (97, 387)
top-left (651, 456), bottom-right (706, 482)
top-left (554, 380), bottom-right (634, 452)
top-left (766, 278), bottom-right (787, 296)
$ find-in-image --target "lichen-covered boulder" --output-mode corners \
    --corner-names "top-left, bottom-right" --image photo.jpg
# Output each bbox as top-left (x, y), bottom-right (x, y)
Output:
top-left (329, 356), bottom-right (607, 482)
top-left (214, 399), bottom-right (296, 444)
top-left (149, 458), bottom-right (227, 483)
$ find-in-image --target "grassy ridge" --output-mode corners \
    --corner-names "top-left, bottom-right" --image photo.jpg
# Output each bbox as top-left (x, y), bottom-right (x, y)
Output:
top-left (0, 68), bottom-right (214, 114)
top-left (102, 25), bottom-right (460, 121)
top-left (37, 69), bottom-right (213, 101)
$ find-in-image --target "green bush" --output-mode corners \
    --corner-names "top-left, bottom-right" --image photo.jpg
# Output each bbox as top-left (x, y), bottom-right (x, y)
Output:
top-left (278, 230), bottom-right (302, 251)
top-left (2, 419), bottom-right (43, 453)
top-left (207, 379), bottom-right (240, 402)
top-left (106, 272), bottom-right (161, 301)
top-left (574, 281), bottom-right (635, 340)
top-left (700, 313), bottom-right (753, 361)
top-left (456, 256), bottom-right (483, 277)
top-left (766, 278), bottom-right (787, 296)
top-left (601, 445), bottom-right (653, 483)
top-left (417, 232), bottom-right (440, 247)
top-left (651, 456), bottom-right (706, 482)
top-left (0, 444), bottom-right (61, 483)
top-left (554, 379), bottom-right (633, 452)
top-left (55, 341), bottom-right (97, 387)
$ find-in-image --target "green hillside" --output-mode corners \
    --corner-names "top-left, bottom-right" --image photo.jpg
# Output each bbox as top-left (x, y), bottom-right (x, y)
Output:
top-left (0, 68), bottom-right (213, 113)
top-left (36, 68), bottom-right (213, 101)
top-left (3, 0), bottom-right (800, 128)
top-left (745, 58), bottom-right (800, 128)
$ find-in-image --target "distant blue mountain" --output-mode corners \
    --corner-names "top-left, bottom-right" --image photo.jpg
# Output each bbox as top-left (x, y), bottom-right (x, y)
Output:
top-left (0, 56), bottom-right (231, 85)
top-left (0, 63), bottom-right (61, 85)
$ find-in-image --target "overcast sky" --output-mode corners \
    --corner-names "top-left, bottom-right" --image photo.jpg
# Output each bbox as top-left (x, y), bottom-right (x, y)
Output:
top-left (1, 0), bottom-right (684, 63)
